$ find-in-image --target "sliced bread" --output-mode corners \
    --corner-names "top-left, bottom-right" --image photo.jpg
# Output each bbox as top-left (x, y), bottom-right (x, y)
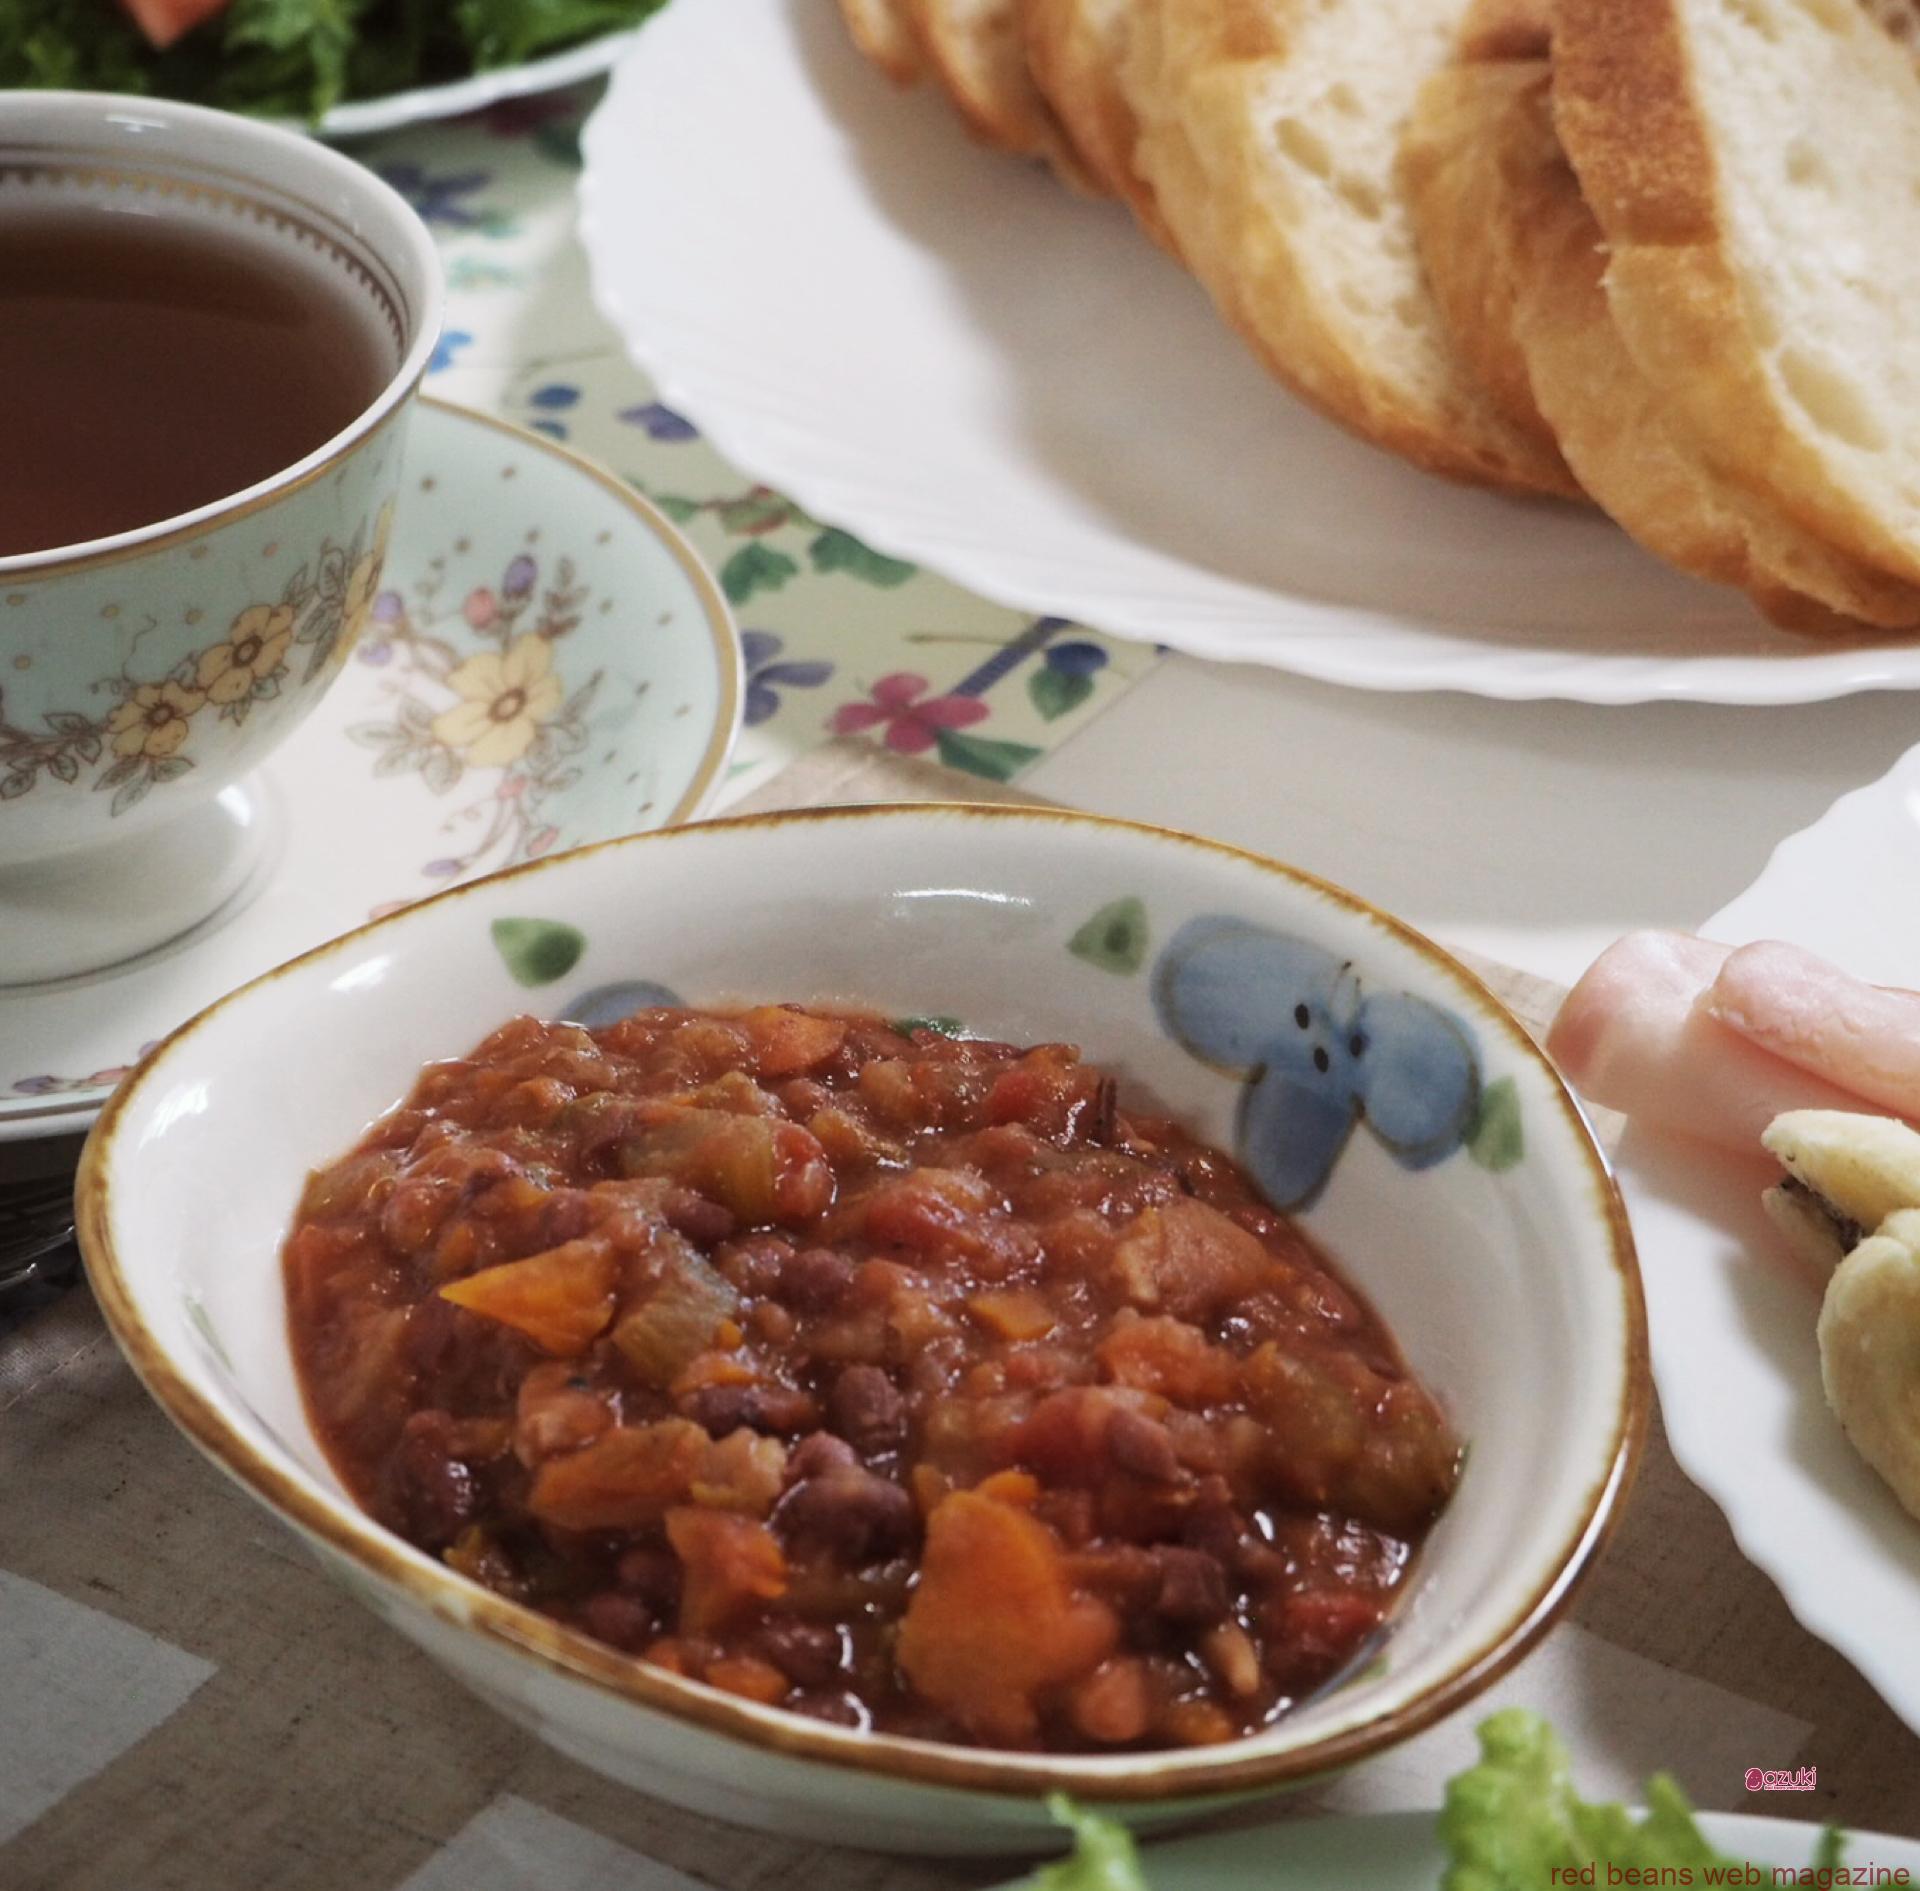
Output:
top-left (1021, 0), bottom-right (1172, 241)
top-left (837, 0), bottom-right (924, 83)
top-left (1551, 0), bottom-right (1920, 585)
top-left (1456, 0), bottom-right (1552, 61)
top-left (1401, 63), bottom-right (1566, 469)
top-left (902, 0), bottom-right (1099, 186)
top-left (1118, 0), bottom-right (1581, 495)
top-left (1447, 55), bottom-right (1920, 631)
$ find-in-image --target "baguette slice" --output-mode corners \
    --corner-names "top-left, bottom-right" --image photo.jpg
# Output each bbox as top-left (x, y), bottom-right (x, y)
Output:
top-left (1021, 0), bottom-right (1172, 244)
top-left (902, 0), bottom-right (1099, 187)
top-left (1119, 0), bottom-right (1581, 496)
top-left (1401, 63), bottom-right (1565, 469)
top-left (1552, 0), bottom-right (1920, 586)
top-left (1456, 0), bottom-right (1552, 61)
top-left (837, 0), bottom-right (924, 82)
top-left (1410, 55), bottom-right (1920, 633)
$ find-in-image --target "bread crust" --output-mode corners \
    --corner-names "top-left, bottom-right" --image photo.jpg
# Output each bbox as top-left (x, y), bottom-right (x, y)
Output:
top-left (1401, 64), bottom-right (1567, 467)
top-left (1120, 0), bottom-right (1580, 495)
top-left (903, 0), bottom-right (1101, 188)
top-left (1552, 0), bottom-right (1920, 585)
top-left (838, 0), bottom-right (924, 83)
top-left (1487, 55), bottom-right (1920, 631)
top-left (1022, 0), bottom-right (1174, 244)
top-left (1457, 0), bottom-right (1551, 62)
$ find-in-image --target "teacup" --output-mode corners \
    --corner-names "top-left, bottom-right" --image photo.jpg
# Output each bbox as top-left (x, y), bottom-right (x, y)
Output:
top-left (0, 92), bottom-right (442, 986)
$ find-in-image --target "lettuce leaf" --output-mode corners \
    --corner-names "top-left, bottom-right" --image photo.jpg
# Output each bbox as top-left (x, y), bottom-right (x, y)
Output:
top-left (0, 0), bottom-right (666, 119)
top-left (1021, 1795), bottom-right (1149, 1891)
top-left (1442, 1710), bottom-right (1841, 1890)
top-left (1020, 1718), bottom-right (1844, 1891)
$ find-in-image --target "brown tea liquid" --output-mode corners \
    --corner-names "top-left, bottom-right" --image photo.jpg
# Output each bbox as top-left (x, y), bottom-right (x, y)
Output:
top-left (0, 205), bottom-right (394, 558)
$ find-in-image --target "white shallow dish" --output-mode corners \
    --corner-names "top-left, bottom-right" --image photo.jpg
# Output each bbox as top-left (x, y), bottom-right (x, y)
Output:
top-left (0, 399), bottom-right (738, 1142)
top-left (1623, 741), bottom-right (1920, 1734)
top-left (318, 33), bottom-right (635, 139)
top-left (78, 806), bottom-right (1643, 1851)
top-left (578, 0), bottom-right (1920, 707)
top-left (987, 1808), bottom-right (1920, 1888)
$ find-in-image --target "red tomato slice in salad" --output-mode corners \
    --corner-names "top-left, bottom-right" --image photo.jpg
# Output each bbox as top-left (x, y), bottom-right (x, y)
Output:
top-left (119, 0), bottom-right (229, 49)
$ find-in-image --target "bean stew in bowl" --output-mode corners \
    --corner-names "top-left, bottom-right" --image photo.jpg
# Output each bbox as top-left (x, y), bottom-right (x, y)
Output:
top-left (287, 1005), bottom-right (1461, 1754)
top-left (78, 806), bottom-right (1644, 1850)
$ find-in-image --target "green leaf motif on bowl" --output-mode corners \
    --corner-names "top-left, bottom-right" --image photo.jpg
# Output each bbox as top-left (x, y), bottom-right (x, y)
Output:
top-left (1068, 897), bottom-right (1150, 975)
top-left (1468, 1075), bottom-right (1525, 1173)
top-left (492, 917), bottom-right (587, 987)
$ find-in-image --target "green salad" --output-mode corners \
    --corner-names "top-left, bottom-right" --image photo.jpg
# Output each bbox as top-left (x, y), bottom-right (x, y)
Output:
top-left (0, 0), bottom-right (666, 121)
top-left (1021, 1712), bottom-right (1844, 1891)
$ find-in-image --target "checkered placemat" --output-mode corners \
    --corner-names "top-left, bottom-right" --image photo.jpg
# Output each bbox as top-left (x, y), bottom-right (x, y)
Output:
top-left (3, 750), bottom-right (1914, 1890)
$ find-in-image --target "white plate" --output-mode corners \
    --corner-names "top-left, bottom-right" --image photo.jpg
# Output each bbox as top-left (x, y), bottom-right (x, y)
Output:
top-left (986, 1809), bottom-right (1919, 1887)
top-left (317, 32), bottom-right (635, 139)
top-left (1625, 741), bottom-right (1920, 1732)
top-left (0, 398), bottom-right (738, 1143)
top-left (577, 0), bottom-right (1920, 707)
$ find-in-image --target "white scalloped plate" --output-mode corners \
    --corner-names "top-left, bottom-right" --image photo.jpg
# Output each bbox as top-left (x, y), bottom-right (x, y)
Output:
top-left (1621, 741), bottom-right (1920, 1732)
top-left (578, 0), bottom-right (1920, 705)
top-left (317, 32), bottom-right (634, 139)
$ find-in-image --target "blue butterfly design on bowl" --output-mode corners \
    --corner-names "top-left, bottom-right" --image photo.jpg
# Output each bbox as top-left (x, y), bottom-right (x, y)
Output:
top-left (1151, 916), bottom-right (1485, 1211)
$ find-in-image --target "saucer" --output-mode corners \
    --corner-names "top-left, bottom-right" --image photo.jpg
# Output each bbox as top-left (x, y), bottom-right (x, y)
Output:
top-left (0, 398), bottom-right (740, 1142)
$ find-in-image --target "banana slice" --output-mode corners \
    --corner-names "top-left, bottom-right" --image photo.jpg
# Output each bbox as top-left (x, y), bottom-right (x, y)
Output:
top-left (1763, 1110), bottom-right (1920, 1524)
top-left (1763, 1110), bottom-right (1920, 1263)
top-left (1819, 1207), bottom-right (1920, 1524)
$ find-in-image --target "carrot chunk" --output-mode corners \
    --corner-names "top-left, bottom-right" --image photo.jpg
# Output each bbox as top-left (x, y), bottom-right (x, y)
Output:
top-left (667, 1508), bottom-right (790, 1632)
top-left (896, 1479), bottom-right (1118, 1743)
top-left (438, 1237), bottom-right (616, 1355)
top-left (527, 1419), bottom-right (709, 1530)
top-left (703, 1654), bottom-right (791, 1705)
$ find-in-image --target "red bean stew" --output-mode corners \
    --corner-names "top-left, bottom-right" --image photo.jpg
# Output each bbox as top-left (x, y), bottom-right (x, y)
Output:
top-left (285, 1005), bottom-right (1460, 1753)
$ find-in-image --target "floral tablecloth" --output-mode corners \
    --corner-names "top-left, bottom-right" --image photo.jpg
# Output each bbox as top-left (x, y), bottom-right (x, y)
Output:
top-left (360, 84), bottom-right (1159, 809)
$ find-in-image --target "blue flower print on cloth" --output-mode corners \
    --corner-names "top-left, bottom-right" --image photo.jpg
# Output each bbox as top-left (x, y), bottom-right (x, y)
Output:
top-left (1152, 916), bottom-right (1482, 1210)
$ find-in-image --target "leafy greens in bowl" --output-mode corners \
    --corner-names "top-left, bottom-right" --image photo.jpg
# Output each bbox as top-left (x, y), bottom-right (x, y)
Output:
top-left (2, 0), bottom-right (665, 121)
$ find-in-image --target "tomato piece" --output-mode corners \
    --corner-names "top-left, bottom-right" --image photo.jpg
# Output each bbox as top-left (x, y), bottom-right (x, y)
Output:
top-left (1107, 1200), bottom-right (1270, 1321)
top-left (1098, 1313), bottom-right (1239, 1408)
top-left (118, 0), bottom-right (226, 49)
top-left (966, 1287), bottom-right (1057, 1342)
top-left (896, 1476), bottom-right (1118, 1743)
top-left (527, 1419), bottom-right (709, 1530)
top-left (667, 1508), bottom-right (790, 1632)
top-left (1267, 1589), bottom-right (1385, 1677)
top-left (438, 1238), bottom-right (616, 1356)
top-left (740, 1005), bottom-right (848, 1078)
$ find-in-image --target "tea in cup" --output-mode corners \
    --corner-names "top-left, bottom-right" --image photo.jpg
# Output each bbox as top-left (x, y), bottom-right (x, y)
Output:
top-left (0, 91), bottom-right (442, 984)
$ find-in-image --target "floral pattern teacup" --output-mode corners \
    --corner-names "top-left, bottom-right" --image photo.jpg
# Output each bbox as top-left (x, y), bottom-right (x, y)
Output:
top-left (0, 92), bottom-right (442, 985)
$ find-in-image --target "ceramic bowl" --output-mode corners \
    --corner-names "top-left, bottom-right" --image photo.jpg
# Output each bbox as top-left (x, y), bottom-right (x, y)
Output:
top-left (0, 92), bottom-right (442, 983)
top-left (76, 806), bottom-right (1646, 1853)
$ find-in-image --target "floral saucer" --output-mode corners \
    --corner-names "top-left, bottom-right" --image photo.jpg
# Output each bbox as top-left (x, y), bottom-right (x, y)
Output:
top-left (0, 398), bottom-right (739, 1142)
